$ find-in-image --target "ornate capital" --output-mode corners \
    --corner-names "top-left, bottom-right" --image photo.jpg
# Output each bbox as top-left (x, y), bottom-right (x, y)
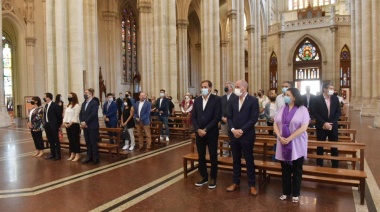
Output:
top-left (176, 19), bottom-right (189, 29)
top-left (102, 11), bottom-right (118, 22)
top-left (330, 25), bottom-right (338, 33)
top-left (246, 25), bottom-right (255, 33)
top-left (137, 1), bottom-right (152, 13)
top-left (278, 31), bottom-right (285, 38)
top-left (227, 10), bottom-right (237, 20)
top-left (2, 0), bottom-right (14, 11)
top-left (26, 37), bottom-right (36, 46)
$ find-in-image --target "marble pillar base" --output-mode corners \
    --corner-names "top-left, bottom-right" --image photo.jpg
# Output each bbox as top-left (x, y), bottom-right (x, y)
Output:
top-left (361, 100), bottom-right (379, 117)
top-left (374, 114), bottom-right (380, 128)
top-left (353, 102), bottom-right (363, 111)
top-left (0, 105), bottom-right (12, 128)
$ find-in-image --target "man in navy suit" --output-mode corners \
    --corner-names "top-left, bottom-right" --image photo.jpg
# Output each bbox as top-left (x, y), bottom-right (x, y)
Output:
top-left (80, 88), bottom-right (100, 165)
top-left (103, 93), bottom-right (118, 144)
top-left (44, 92), bottom-right (63, 160)
top-left (156, 89), bottom-right (170, 142)
top-left (311, 83), bottom-right (341, 168)
top-left (191, 80), bottom-right (221, 189)
top-left (220, 81), bottom-right (237, 156)
top-left (226, 80), bottom-right (259, 196)
top-left (134, 92), bottom-right (152, 152)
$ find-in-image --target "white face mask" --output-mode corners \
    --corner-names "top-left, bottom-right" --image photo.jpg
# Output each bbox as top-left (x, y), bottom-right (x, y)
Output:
top-left (328, 90), bottom-right (334, 96)
top-left (160, 93), bottom-right (165, 97)
top-left (201, 88), bottom-right (209, 96)
top-left (234, 88), bottom-right (242, 97)
top-left (108, 97), bottom-right (113, 102)
top-left (124, 102), bottom-right (128, 106)
top-left (185, 96), bottom-right (190, 101)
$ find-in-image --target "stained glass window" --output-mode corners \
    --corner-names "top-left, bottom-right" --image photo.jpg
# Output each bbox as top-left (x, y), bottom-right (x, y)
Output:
top-left (289, 0), bottom-right (335, 10)
top-left (295, 40), bottom-right (320, 61)
top-left (293, 38), bottom-right (322, 82)
top-left (340, 45), bottom-right (351, 88)
top-left (269, 52), bottom-right (278, 90)
top-left (3, 35), bottom-right (13, 110)
top-left (121, 5), bottom-right (137, 83)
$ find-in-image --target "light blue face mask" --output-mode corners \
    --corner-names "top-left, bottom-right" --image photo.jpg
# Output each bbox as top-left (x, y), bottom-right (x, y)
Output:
top-left (284, 96), bottom-right (292, 104)
top-left (282, 87), bottom-right (288, 94)
top-left (201, 88), bottom-right (209, 96)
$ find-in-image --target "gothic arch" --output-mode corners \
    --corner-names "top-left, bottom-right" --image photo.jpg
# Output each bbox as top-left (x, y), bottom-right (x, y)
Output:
top-left (288, 34), bottom-right (327, 65)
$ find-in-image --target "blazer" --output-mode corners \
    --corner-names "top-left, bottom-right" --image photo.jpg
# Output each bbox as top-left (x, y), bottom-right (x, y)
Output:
top-left (103, 101), bottom-right (118, 124)
top-left (116, 97), bottom-right (124, 113)
top-left (227, 94), bottom-right (259, 141)
top-left (191, 94), bottom-right (222, 135)
top-left (44, 101), bottom-right (63, 129)
top-left (311, 94), bottom-right (341, 129)
top-left (301, 93), bottom-right (316, 109)
top-left (221, 93), bottom-right (237, 123)
top-left (134, 100), bottom-right (152, 125)
top-left (79, 98), bottom-right (100, 130)
top-left (156, 97), bottom-right (169, 117)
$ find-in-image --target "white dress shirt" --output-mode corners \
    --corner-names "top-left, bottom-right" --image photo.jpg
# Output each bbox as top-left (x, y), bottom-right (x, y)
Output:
top-left (138, 100), bottom-right (145, 117)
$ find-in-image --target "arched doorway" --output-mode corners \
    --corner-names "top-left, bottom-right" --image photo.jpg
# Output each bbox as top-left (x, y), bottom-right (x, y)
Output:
top-left (293, 38), bottom-right (322, 95)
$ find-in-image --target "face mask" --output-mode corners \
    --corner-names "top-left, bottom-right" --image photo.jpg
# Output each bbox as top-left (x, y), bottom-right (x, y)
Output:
top-left (30, 101), bottom-right (35, 105)
top-left (84, 94), bottom-right (88, 100)
top-left (201, 88), bottom-right (209, 96)
top-left (43, 98), bottom-right (47, 102)
top-left (213, 92), bottom-right (217, 95)
top-left (282, 87), bottom-right (288, 94)
top-left (258, 93), bottom-right (262, 97)
top-left (333, 92), bottom-right (338, 96)
top-left (284, 96), bottom-right (292, 104)
top-left (185, 96), bottom-right (190, 101)
top-left (269, 97), bottom-right (276, 102)
top-left (328, 90), bottom-right (334, 96)
top-left (160, 93), bottom-right (165, 97)
top-left (234, 88), bottom-right (242, 97)
top-left (125, 94), bottom-right (130, 98)
top-left (108, 97), bottom-right (113, 102)
top-left (224, 87), bottom-right (229, 93)
top-left (68, 97), bottom-right (73, 102)
top-left (124, 102), bottom-right (128, 106)
top-left (60, 97), bottom-right (63, 101)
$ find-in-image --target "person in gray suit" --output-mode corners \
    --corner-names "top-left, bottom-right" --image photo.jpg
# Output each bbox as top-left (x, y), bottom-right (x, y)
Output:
top-left (220, 81), bottom-right (236, 157)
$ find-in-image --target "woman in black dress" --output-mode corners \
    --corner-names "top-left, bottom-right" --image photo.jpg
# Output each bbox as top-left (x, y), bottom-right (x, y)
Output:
top-left (121, 98), bottom-right (136, 150)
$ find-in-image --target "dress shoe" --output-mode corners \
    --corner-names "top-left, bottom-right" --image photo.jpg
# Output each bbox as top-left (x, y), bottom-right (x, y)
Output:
top-left (91, 159), bottom-right (100, 165)
top-left (250, 186), bottom-right (258, 196)
top-left (226, 184), bottom-right (240, 192)
top-left (208, 179), bottom-right (217, 189)
top-left (53, 156), bottom-right (61, 161)
top-left (81, 157), bottom-right (92, 164)
top-left (195, 178), bottom-right (208, 187)
top-left (45, 155), bottom-right (55, 160)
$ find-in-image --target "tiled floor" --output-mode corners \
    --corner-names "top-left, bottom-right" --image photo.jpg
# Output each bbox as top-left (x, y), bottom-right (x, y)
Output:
top-left (0, 108), bottom-right (378, 211)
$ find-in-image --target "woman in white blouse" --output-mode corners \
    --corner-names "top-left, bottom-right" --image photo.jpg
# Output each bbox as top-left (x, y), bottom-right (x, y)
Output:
top-left (63, 92), bottom-right (81, 161)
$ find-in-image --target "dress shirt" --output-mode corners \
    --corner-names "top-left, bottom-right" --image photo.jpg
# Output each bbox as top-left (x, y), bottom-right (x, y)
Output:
top-left (324, 94), bottom-right (331, 118)
top-left (138, 100), bottom-right (145, 117)
top-left (238, 93), bottom-right (248, 111)
top-left (63, 104), bottom-right (80, 123)
top-left (202, 93), bottom-right (211, 110)
top-left (45, 101), bottom-right (52, 122)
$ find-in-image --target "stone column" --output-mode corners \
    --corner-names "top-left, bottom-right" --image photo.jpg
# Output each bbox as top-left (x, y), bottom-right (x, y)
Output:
top-left (25, 0), bottom-right (36, 95)
top-left (195, 43), bottom-right (202, 90)
top-left (329, 6), bottom-right (338, 86)
top-left (246, 25), bottom-right (256, 93)
top-left (220, 40), bottom-right (228, 84)
top-left (371, 0), bottom-right (379, 100)
top-left (0, 4), bottom-right (12, 127)
top-left (350, 0), bottom-right (356, 102)
top-left (254, 0), bottom-right (262, 92)
top-left (201, 0), bottom-right (221, 90)
top-left (261, 35), bottom-right (268, 90)
top-left (138, 0), bottom-right (154, 95)
top-left (353, 0), bottom-right (362, 110)
top-left (227, 3), bottom-right (244, 81)
top-left (177, 19), bottom-right (189, 100)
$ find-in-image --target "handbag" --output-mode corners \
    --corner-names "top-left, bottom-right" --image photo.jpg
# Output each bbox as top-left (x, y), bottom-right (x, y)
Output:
top-left (121, 128), bottom-right (128, 141)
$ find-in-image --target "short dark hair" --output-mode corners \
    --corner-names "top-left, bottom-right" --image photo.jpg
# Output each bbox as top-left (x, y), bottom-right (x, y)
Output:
top-left (32, 96), bottom-right (42, 106)
top-left (322, 82), bottom-right (333, 92)
top-left (160, 89), bottom-right (165, 93)
top-left (283, 81), bottom-right (292, 88)
top-left (45, 92), bottom-right (53, 100)
top-left (55, 94), bottom-right (61, 103)
top-left (287, 88), bottom-right (303, 107)
top-left (201, 80), bottom-right (212, 88)
top-left (214, 89), bottom-right (218, 92)
top-left (106, 93), bottom-right (113, 97)
top-left (87, 88), bottom-right (95, 95)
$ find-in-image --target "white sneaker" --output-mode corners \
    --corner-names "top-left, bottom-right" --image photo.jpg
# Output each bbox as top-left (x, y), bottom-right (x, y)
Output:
top-left (166, 137), bottom-right (169, 142)
top-left (129, 146), bottom-right (135, 151)
top-left (292, 197), bottom-right (299, 203)
top-left (279, 195), bottom-right (287, 201)
top-left (160, 136), bottom-right (164, 140)
top-left (122, 145), bottom-right (129, 150)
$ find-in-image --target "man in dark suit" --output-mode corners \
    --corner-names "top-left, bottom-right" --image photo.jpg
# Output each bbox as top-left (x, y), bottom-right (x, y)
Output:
top-left (80, 88), bottom-right (100, 165)
top-left (44, 92), bottom-right (63, 160)
top-left (301, 85), bottom-right (315, 111)
top-left (191, 80), bottom-right (221, 189)
top-left (220, 81), bottom-right (236, 156)
top-left (226, 80), bottom-right (259, 196)
top-left (103, 93), bottom-right (118, 144)
top-left (156, 89), bottom-right (170, 142)
top-left (311, 83), bottom-right (341, 168)
top-left (116, 92), bottom-right (124, 125)
top-left (134, 92), bottom-right (152, 151)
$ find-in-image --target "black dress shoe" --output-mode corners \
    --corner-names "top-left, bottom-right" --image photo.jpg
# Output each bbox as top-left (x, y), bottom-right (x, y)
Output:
top-left (45, 155), bottom-right (55, 160)
top-left (81, 157), bottom-right (92, 164)
top-left (53, 156), bottom-right (62, 161)
top-left (91, 159), bottom-right (100, 165)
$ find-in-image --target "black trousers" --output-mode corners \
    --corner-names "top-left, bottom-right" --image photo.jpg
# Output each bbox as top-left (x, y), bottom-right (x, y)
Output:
top-left (83, 128), bottom-right (100, 161)
top-left (316, 128), bottom-right (339, 167)
top-left (281, 157), bottom-right (304, 197)
top-left (45, 123), bottom-right (61, 157)
top-left (66, 123), bottom-right (81, 153)
top-left (31, 130), bottom-right (44, 150)
top-left (196, 132), bottom-right (218, 180)
top-left (230, 138), bottom-right (256, 187)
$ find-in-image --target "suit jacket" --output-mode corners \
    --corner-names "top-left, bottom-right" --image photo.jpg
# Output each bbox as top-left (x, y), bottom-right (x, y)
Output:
top-left (103, 101), bottom-right (118, 125)
top-left (221, 93), bottom-right (237, 124)
top-left (301, 93), bottom-right (316, 109)
top-left (134, 100), bottom-right (152, 125)
top-left (116, 97), bottom-right (124, 114)
top-left (44, 101), bottom-right (63, 129)
top-left (311, 94), bottom-right (341, 129)
top-left (79, 99), bottom-right (99, 130)
top-left (191, 94), bottom-right (222, 135)
top-left (156, 97), bottom-right (169, 117)
top-left (227, 94), bottom-right (259, 141)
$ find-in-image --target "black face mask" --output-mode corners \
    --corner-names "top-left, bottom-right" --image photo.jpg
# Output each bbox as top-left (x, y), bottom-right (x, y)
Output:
top-left (224, 87), bottom-right (229, 93)
top-left (43, 98), bottom-right (46, 102)
top-left (258, 93), bottom-right (262, 97)
top-left (125, 94), bottom-right (130, 98)
top-left (269, 97), bottom-right (276, 102)
top-left (68, 97), bottom-right (73, 102)
top-left (30, 101), bottom-right (35, 105)
top-left (333, 92), bottom-right (338, 96)
top-left (84, 94), bottom-right (88, 100)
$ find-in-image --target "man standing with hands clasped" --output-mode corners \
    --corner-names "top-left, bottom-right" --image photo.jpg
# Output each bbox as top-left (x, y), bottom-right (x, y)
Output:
top-left (192, 80), bottom-right (221, 189)
top-left (226, 80), bottom-right (259, 196)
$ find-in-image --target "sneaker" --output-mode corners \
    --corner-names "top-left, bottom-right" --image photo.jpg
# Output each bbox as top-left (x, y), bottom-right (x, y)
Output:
top-left (160, 136), bottom-right (164, 140)
top-left (122, 145), bottom-right (129, 150)
top-left (292, 197), bottom-right (299, 203)
top-left (166, 137), bottom-right (169, 142)
top-left (208, 179), bottom-right (217, 189)
top-left (195, 178), bottom-right (208, 187)
top-left (279, 195), bottom-right (287, 201)
top-left (128, 146), bottom-right (135, 151)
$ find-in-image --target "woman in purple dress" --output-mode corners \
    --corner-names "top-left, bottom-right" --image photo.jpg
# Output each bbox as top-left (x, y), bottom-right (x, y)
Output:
top-left (273, 88), bottom-right (310, 203)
